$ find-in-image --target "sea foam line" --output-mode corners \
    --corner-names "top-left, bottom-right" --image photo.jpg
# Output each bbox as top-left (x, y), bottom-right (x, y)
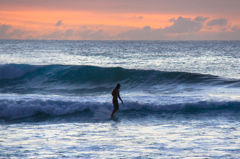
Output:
top-left (0, 96), bottom-right (239, 119)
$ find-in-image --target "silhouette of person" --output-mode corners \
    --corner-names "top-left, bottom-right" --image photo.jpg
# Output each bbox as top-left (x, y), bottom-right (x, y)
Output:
top-left (111, 83), bottom-right (123, 117)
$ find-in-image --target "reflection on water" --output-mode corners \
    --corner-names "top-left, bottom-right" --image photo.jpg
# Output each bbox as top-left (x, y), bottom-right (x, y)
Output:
top-left (1, 114), bottom-right (240, 158)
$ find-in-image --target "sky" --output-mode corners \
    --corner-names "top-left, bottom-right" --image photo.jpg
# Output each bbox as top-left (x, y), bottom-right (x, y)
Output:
top-left (0, 0), bottom-right (240, 40)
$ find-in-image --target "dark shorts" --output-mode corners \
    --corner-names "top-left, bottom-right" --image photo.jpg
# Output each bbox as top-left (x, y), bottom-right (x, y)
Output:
top-left (113, 100), bottom-right (119, 110)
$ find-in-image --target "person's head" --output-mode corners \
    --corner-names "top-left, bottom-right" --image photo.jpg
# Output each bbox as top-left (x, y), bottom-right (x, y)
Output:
top-left (116, 83), bottom-right (121, 90)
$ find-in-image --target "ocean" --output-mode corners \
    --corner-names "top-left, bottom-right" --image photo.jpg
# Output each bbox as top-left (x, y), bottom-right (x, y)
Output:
top-left (0, 40), bottom-right (240, 158)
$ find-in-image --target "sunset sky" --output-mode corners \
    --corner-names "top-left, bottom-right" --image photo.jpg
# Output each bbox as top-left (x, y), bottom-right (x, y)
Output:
top-left (0, 0), bottom-right (240, 40)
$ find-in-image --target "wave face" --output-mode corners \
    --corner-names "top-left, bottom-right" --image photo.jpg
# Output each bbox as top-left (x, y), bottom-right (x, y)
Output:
top-left (1, 64), bottom-right (240, 95)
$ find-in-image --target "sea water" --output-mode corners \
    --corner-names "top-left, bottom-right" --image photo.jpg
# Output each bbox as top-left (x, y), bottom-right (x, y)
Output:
top-left (0, 40), bottom-right (240, 158)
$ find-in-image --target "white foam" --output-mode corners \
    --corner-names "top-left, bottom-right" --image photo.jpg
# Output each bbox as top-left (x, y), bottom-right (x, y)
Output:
top-left (0, 93), bottom-right (238, 119)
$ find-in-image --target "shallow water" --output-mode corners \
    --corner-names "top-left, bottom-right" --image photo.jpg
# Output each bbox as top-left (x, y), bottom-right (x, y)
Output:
top-left (1, 112), bottom-right (240, 158)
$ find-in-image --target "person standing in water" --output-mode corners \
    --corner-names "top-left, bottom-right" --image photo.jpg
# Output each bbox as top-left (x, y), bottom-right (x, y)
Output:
top-left (111, 83), bottom-right (123, 117)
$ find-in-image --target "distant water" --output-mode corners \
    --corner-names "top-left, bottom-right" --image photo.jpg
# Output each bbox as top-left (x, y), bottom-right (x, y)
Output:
top-left (1, 40), bottom-right (240, 158)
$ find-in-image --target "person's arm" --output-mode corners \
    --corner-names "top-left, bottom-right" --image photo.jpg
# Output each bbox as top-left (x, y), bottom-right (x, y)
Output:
top-left (118, 91), bottom-right (123, 104)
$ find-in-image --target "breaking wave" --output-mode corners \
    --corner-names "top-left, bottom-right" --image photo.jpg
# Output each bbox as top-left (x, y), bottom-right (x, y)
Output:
top-left (1, 64), bottom-right (240, 95)
top-left (0, 98), bottom-right (240, 120)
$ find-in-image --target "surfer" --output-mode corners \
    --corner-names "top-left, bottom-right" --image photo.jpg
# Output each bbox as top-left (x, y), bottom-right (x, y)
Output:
top-left (111, 83), bottom-right (123, 117)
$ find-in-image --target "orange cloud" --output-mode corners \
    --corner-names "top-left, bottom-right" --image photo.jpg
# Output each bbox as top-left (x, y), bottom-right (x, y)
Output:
top-left (0, 0), bottom-right (240, 40)
top-left (0, 9), bottom-right (177, 36)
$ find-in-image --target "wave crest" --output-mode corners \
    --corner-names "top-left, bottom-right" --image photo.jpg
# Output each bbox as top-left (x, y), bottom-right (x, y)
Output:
top-left (1, 64), bottom-right (240, 95)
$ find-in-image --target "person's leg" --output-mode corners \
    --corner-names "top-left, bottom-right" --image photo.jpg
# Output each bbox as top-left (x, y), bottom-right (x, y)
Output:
top-left (111, 103), bottom-right (119, 117)
top-left (111, 108), bottom-right (118, 117)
